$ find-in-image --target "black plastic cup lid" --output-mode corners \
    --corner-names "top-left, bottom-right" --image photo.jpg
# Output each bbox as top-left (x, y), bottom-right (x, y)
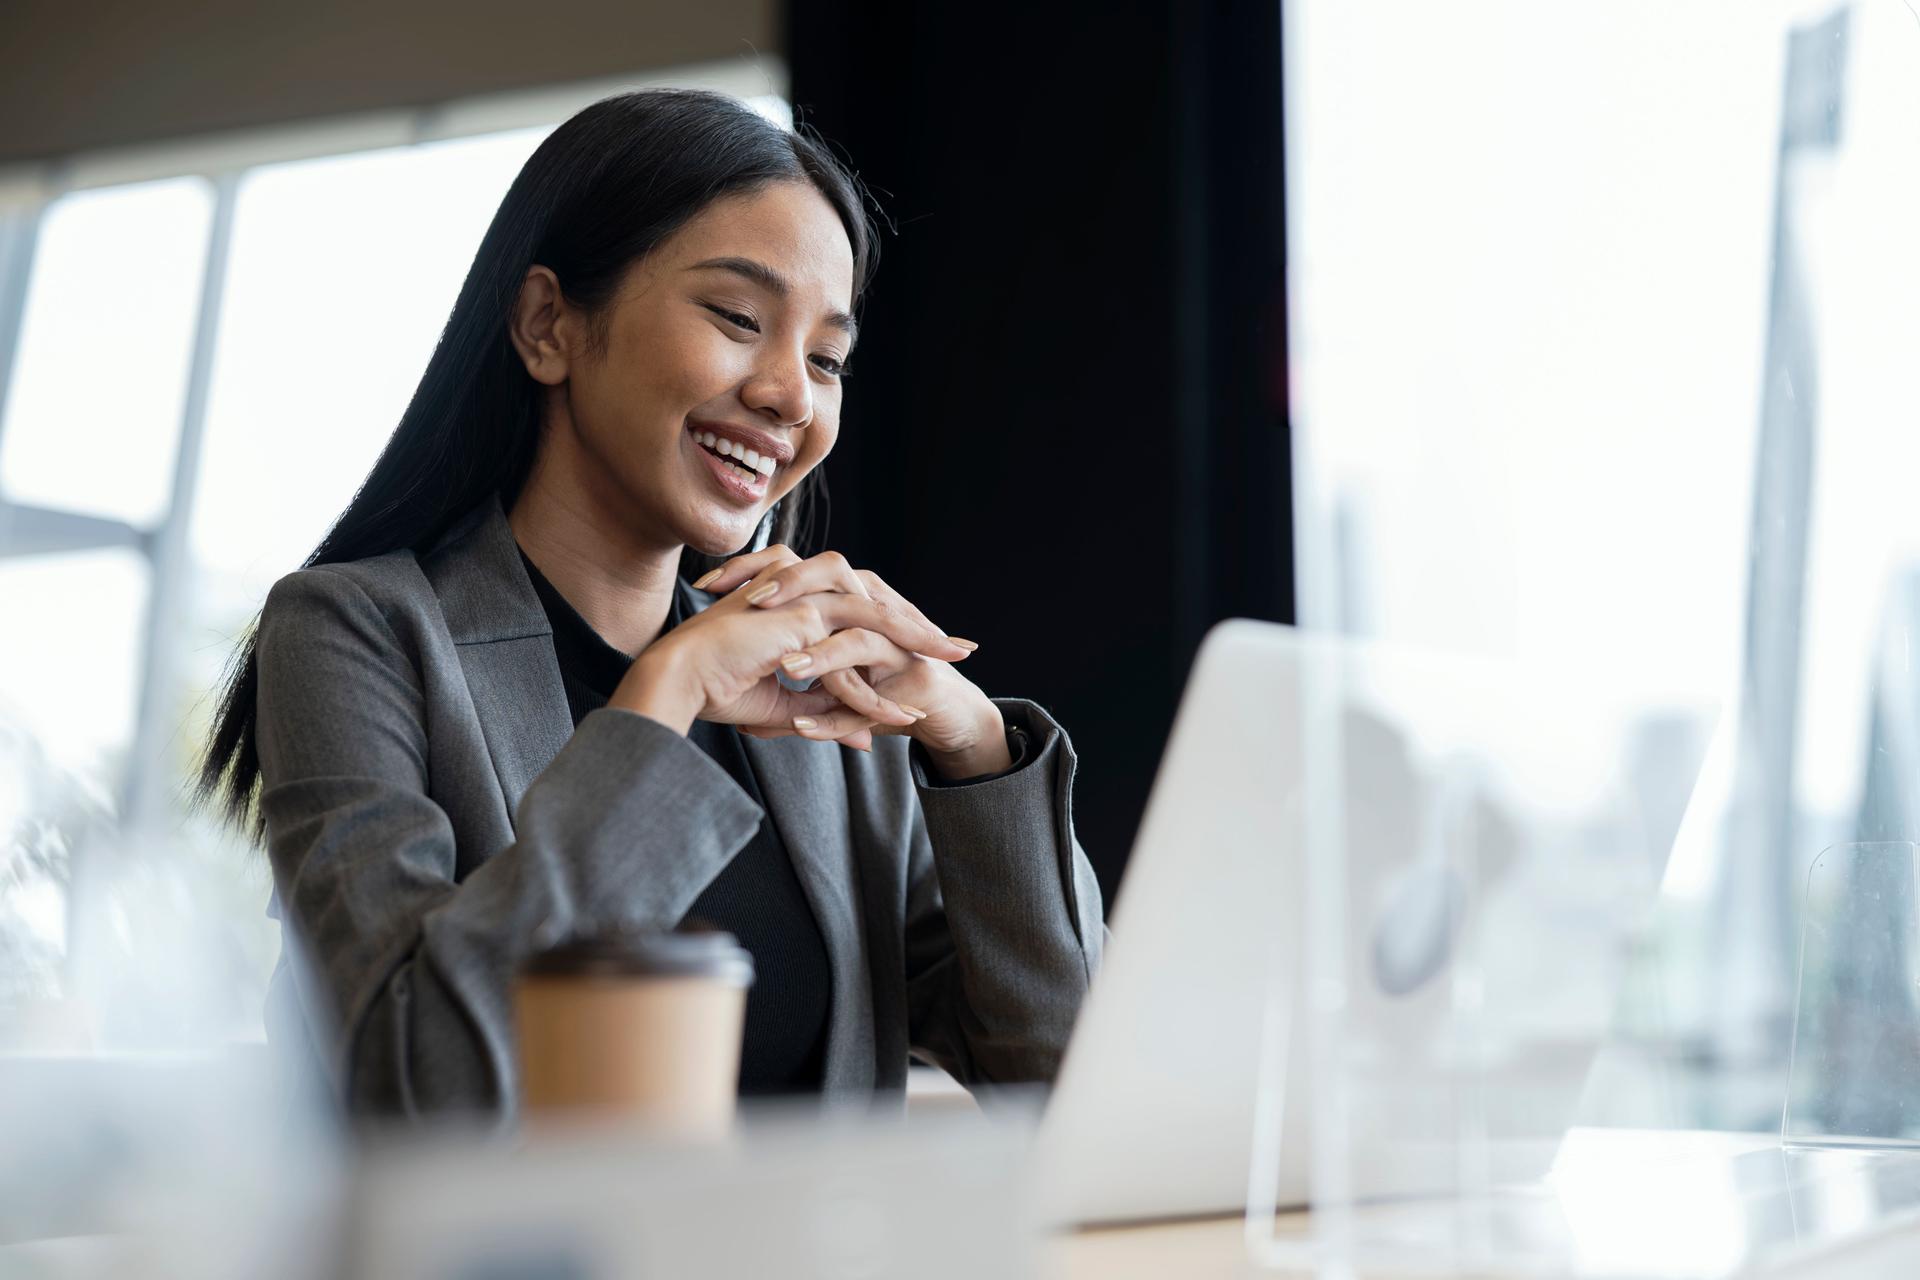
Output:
top-left (521, 924), bottom-right (754, 986)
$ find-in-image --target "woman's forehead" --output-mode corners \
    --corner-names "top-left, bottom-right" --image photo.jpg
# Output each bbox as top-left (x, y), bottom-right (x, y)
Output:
top-left (668, 184), bottom-right (854, 303)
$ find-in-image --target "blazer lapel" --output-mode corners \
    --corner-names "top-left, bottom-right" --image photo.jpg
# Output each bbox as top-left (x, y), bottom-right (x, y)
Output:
top-left (459, 636), bottom-right (575, 821)
top-left (740, 730), bottom-right (876, 1093)
top-left (419, 497), bottom-right (574, 821)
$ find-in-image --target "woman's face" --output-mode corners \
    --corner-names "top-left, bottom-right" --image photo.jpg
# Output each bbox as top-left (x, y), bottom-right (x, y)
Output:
top-left (534, 180), bottom-right (857, 557)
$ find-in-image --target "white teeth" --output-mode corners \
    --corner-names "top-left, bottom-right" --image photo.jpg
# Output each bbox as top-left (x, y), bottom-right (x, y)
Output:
top-left (693, 428), bottom-right (775, 480)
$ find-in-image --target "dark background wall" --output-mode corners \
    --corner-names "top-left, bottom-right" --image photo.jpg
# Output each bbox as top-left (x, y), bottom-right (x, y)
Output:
top-left (788, 0), bottom-right (1293, 901)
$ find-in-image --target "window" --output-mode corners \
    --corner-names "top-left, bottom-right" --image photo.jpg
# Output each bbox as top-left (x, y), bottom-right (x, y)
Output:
top-left (189, 127), bottom-right (549, 603)
top-left (1290, 0), bottom-right (1920, 1128)
top-left (0, 179), bottom-right (212, 527)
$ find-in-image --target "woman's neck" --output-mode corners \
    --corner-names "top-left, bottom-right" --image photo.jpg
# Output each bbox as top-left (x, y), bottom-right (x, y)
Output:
top-left (507, 434), bottom-right (682, 658)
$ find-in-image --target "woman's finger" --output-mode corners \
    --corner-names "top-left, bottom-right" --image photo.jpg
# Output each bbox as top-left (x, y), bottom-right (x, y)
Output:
top-left (817, 663), bottom-right (923, 728)
top-left (767, 682), bottom-right (852, 720)
top-left (789, 701), bottom-right (891, 743)
top-left (709, 551), bottom-right (977, 661)
top-left (733, 549), bottom-right (872, 609)
top-left (687, 543), bottom-right (804, 597)
top-left (855, 568), bottom-right (976, 653)
top-left (825, 668), bottom-right (925, 740)
top-left (741, 680), bottom-right (882, 748)
top-left (776, 592), bottom-right (974, 664)
top-left (782, 625), bottom-right (913, 685)
top-left (740, 718), bottom-right (878, 751)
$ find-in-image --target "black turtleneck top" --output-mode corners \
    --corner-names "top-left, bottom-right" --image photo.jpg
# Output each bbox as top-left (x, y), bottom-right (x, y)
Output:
top-left (518, 551), bottom-right (831, 1096)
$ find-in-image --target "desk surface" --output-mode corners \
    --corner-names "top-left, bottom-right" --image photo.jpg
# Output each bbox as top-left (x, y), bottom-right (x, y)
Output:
top-left (11, 1124), bottom-right (1920, 1278)
top-left (1049, 1213), bottom-right (1273, 1279)
top-left (1043, 1130), bottom-right (1920, 1279)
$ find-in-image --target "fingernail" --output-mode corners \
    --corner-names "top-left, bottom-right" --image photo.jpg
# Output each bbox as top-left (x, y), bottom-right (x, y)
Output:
top-left (691, 568), bottom-right (723, 590)
top-left (946, 636), bottom-right (979, 651)
top-left (780, 652), bottom-right (813, 675)
top-left (897, 703), bottom-right (929, 719)
top-left (745, 581), bottom-right (780, 605)
top-left (792, 716), bottom-right (818, 731)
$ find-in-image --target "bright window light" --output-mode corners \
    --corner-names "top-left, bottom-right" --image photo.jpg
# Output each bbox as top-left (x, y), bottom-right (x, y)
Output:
top-left (0, 178), bottom-right (213, 527)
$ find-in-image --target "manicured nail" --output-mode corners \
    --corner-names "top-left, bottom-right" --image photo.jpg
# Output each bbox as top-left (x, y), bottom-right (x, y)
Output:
top-left (691, 568), bottom-right (723, 590)
top-left (946, 636), bottom-right (979, 651)
top-left (792, 716), bottom-right (818, 732)
top-left (745, 581), bottom-right (780, 605)
top-left (780, 652), bottom-right (813, 675)
top-left (896, 703), bottom-right (929, 719)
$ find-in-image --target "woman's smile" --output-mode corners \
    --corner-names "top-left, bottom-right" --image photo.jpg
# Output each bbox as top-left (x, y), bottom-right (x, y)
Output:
top-left (686, 422), bottom-right (774, 506)
top-left (518, 179), bottom-right (851, 558)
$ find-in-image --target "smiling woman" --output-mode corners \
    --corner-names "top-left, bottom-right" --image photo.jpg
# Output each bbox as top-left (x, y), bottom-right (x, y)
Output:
top-left (504, 181), bottom-right (855, 603)
top-left (194, 89), bottom-right (1105, 1119)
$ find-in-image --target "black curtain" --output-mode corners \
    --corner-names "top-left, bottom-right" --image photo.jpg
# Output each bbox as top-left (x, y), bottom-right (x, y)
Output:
top-left (787, 0), bottom-right (1291, 901)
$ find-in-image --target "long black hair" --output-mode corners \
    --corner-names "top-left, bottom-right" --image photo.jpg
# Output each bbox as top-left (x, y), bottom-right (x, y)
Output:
top-left (199, 89), bottom-right (877, 836)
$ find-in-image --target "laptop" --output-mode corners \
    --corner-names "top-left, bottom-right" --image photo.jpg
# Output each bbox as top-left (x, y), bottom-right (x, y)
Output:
top-left (1030, 620), bottom-right (1717, 1227)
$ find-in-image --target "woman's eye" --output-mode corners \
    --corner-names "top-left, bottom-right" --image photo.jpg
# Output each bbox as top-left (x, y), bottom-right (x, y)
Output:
top-left (811, 354), bottom-right (851, 378)
top-left (705, 304), bottom-right (759, 333)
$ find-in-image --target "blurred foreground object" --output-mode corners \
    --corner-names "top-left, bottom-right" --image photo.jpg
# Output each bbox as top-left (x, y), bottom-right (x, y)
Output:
top-left (345, 1103), bottom-right (1037, 1280)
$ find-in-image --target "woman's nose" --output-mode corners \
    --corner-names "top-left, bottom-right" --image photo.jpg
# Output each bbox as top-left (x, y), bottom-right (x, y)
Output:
top-left (742, 349), bottom-right (813, 429)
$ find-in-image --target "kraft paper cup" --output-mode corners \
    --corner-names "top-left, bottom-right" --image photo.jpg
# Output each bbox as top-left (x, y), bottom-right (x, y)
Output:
top-left (514, 926), bottom-right (754, 1137)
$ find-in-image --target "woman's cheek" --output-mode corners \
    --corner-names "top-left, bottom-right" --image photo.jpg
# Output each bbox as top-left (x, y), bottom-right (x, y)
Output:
top-left (806, 411), bottom-right (839, 460)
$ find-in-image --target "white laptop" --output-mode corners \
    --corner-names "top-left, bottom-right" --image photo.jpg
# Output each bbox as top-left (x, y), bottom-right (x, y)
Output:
top-left (1030, 620), bottom-right (1716, 1227)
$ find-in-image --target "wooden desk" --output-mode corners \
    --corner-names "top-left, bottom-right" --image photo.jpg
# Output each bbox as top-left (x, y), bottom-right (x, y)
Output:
top-left (1049, 1213), bottom-right (1280, 1279)
top-left (1043, 1130), bottom-right (1920, 1278)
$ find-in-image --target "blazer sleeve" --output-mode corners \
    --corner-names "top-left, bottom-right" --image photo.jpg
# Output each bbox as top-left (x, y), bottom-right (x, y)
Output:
top-left (253, 567), bottom-right (764, 1121)
top-left (901, 697), bottom-right (1107, 1086)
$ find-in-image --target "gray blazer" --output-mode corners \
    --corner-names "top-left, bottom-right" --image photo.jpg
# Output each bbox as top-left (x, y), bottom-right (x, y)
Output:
top-left (254, 496), bottom-right (1105, 1120)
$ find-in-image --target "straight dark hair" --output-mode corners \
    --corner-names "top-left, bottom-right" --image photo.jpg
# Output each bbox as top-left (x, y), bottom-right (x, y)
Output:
top-left (198, 89), bottom-right (877, 837)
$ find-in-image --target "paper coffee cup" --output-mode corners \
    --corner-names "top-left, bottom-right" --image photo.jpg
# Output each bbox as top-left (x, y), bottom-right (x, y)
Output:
top-left (514, 926), bottom-right (754, 1136)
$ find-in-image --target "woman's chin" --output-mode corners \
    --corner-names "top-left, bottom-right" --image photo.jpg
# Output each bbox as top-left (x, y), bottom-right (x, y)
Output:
top-left (685, 518), bottom-right (762, 559)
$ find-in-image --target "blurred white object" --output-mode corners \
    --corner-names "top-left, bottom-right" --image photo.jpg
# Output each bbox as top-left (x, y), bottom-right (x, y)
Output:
top-left (0, 706), bottom-right (107, 1049)
top-left (1, 709), bottom-right (332, 1277)
top-left (0, 1047), bottom-right (340, 1279)
top-left (345, 1103), bottom-right (1037, 1280)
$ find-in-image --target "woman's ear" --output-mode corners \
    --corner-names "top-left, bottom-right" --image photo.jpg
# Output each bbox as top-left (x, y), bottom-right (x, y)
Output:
top-left (508, 266), bottom-right (575, 387)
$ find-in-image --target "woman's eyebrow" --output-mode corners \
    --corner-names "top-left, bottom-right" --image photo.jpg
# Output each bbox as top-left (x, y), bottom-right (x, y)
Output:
top-left (687, 255), bottom-right (857, 338)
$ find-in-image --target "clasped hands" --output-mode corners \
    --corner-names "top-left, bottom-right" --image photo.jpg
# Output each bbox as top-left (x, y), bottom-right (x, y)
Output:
top-left (612, 545), bottom-right (1012, 780)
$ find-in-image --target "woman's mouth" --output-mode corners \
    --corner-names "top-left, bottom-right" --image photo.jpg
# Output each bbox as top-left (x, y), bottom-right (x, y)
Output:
top-left (688, 426), bottom-right (773, 503)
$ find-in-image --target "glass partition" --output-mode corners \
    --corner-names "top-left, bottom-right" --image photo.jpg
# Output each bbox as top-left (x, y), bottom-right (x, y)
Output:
top-left (1783, 842), bottom-right (1920, 1149)
top-left (1243, 629), bottom-right (1717, 1274)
